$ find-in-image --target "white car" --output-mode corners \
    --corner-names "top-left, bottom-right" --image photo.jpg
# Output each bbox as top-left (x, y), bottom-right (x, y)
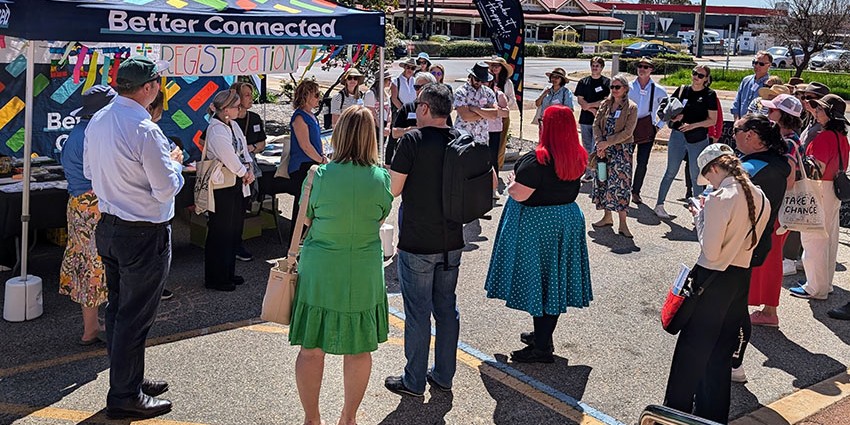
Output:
top-left (809, 49), bottom-right (850, 70)
top-left (766, 46), bottom-right (805, 68)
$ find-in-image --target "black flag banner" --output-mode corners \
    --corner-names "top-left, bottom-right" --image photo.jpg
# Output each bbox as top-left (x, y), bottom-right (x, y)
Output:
top-left (473, 0), bottom-right (525, 110)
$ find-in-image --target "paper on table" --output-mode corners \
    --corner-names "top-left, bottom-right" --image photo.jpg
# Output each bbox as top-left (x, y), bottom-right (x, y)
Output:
top-left (671, 263), bottom-right (691, 296)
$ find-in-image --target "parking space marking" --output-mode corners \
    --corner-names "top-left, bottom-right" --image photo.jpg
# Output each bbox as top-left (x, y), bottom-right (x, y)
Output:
top-left (0, 402), bottom-right (208, 425)
top-left (387, 307), bottom-right (624, 425)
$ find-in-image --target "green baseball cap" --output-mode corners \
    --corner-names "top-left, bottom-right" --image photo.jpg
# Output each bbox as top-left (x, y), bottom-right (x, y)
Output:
top-left (116, 56), bottom-right (170, 89)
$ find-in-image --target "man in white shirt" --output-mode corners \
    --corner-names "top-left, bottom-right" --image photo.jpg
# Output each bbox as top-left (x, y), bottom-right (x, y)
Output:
top-left (453, 61), bottom-right (499, 144)
top-left (84, 56), bottom-right (183, 420)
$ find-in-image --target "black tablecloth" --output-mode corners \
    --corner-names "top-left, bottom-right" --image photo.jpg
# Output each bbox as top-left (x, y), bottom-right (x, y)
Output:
top-left (176, 164), bottom-right (298, 210)
top-left (0, 188), bottom-right (69, 240)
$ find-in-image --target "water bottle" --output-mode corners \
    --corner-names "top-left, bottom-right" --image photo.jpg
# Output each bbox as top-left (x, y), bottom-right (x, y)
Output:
top-left (356, 98), bottom-right (364, 106)
top-left (597, 157), bottom-right (608, 182)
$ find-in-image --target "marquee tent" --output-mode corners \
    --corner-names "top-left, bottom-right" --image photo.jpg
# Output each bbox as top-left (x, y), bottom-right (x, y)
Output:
top-left (0, 0), bottom-right (387, 315)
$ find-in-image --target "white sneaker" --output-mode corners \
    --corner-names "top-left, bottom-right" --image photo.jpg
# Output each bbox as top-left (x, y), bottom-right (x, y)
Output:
top-left (493, 190), bottom-right (500, 200)
top-left (654, 205), bottom-right (670, 219)
top-left (783, 259), bottom-right (797, 276)
top-left (731, 366), bottom-right (748, 383)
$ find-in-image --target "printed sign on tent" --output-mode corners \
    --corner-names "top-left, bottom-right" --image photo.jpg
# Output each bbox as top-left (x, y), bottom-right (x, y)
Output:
top-left (160, 44), bottom-right (300, 77)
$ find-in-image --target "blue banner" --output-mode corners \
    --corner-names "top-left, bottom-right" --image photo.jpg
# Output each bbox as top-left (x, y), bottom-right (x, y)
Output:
top-left (473, 0), bottom-right (525, 109)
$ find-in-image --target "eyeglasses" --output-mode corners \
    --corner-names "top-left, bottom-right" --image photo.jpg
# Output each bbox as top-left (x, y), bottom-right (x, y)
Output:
top-left (417, 60), bottom-right (428, 65)
top-left (692, 70), bottom-right (707, 79)
top-left (414, 101), bottom-right (429, 108)
top-left (610, 85), bottom-right (624, 90)
top-left (636, 64), bottom-right (653, 70)
top-left (733, 127), bottom-right (749, 134)
top-left (752, 60), bottom-right (769, 67)
top-left (346, 76), bottom-right (360, 81)
top-left (413, 84), bottom-right (424, 91)
top-left (404, 65), bottom-right (416, 70)
top-left (431, 71), bottom-right (443, 76)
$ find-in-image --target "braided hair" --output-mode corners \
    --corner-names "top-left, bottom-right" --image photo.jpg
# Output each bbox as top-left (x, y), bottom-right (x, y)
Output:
top-left (703, 155), bottom-right (759, 249)
top-left (741, 114), bottom-right (787, 155)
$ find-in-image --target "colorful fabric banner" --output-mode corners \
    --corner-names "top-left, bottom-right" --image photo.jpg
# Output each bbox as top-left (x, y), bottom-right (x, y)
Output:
top-left (473, 0), bottom-right (525, 109)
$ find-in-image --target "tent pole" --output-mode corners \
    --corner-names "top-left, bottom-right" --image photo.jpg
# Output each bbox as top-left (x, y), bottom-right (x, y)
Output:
top-left (378, 47), bottom-right (385, 162)
top-left (20, 40), bottom-right (35, 280)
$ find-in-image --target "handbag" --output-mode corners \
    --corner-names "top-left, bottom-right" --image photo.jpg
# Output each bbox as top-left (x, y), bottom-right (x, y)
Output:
top-left (193, 141), bottom-right (237, 214)
top-left (779, 153), bottom-right (826, 234)
top-left (260, 164), bottom-right (318, 325)
top-left (830, 131), bottom-right (850, 201)
top-left (633, 83), bottom-right (656, 145)
top-left (273, 135), bottom-right (293, 179)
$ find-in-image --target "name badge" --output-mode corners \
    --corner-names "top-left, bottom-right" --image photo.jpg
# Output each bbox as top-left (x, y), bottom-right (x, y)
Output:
top-left (595, 86), bottom-right (603, 93)
top-left (552, 99), bottom-right (561, 104)
top-left (614, 110), bottom-right (621, 118)
top-left (407, 112), bottom-right (417, 120)
top-left (253, 124), bottom-right (261, 132)
top-left (640, 89), bottom-right (647, 96)
top-left (682, 99), bottom-right (689, 107)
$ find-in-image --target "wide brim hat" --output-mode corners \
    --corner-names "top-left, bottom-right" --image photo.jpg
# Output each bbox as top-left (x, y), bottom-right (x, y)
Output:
top-left (416, 52), bottom-right (432, 66)
top-left (467, 61), bottom-right (494, 82)
top-left (484, 56), bottom-right (514, 77)
top-left (636, 56), bottom-right (655, 68)
top-left (762, 94), bottom-right (803, 117)
top-left (808, 94), bottom-right (847, 122)
top-left (71, 84), bottom-right (117, 117)
top-left (788, 77), bottom-right (805, 86)
top-left (803, 82), bottom-right (831, 98)
top-left (545, 67), bottom-right (568, 83)
top-left (399, 57), bottom-right (417, 69)
top-left (758, 84), bottom-right (790, 101)
top-left (342, 68), bottom-right (366, 82)
top-left (696, 143), bottom-right (735, 186)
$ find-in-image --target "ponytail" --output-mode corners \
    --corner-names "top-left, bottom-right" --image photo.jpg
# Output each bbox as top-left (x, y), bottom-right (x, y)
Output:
top-left (711, 155), bottom-right (759, 249)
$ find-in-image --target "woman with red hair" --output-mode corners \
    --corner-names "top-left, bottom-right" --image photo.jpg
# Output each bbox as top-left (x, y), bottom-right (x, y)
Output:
top-left (485, 105), bottom-right (593, 364)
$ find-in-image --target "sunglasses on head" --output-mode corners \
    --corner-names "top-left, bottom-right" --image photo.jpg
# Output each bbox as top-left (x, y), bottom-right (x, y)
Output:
top-left (752, 60), bottom-right (769, 67)
top-left (610, 85), bottom-right (624, 90)
top-left (692, 70), bottom-right (707, 79)
top-left (636, 64), bottom-right (653, 70)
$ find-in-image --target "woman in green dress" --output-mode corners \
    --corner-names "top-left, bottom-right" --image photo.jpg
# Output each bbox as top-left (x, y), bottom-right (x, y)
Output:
top-left (288, 105), bottom-right (394, 425)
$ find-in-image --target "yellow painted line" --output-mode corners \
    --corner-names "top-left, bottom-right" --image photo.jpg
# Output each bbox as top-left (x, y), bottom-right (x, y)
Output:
top-left (0, 402), bottom-right (208, 425)
top-left (0, 318), bottom-right (262, 378)
top-left (386, 312), bottom-right (607, 425)
top-left (731, 369), bottom-right (850, 425)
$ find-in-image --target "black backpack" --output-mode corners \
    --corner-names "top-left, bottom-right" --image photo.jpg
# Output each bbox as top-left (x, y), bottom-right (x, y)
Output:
top-left (442, 133), bottom-right (493, 224)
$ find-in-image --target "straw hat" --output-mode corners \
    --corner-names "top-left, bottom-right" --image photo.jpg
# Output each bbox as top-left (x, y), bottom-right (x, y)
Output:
top-left (545, 67), bottom-right (568, 83)
top-left (484, 56), bottom-right (514, 77)
top-left (342, 68), bottom-right (365, 82)
top-left (399, 57), bottom-right (417, 69)
top-left (757, 84), bottom-right (790, 101)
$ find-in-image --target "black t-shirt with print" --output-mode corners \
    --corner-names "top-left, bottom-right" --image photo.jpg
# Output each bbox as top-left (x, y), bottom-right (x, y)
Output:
top-left (671, 86), bottom-right (718, 143)
top-left (233, 111), bottom-right (267, 146)
top-left (391, 126), bottom-right (465, 254)
top-left (513, 151), bottom-right (580, 207)
top-left (574, 76), bottom-right (611, 125)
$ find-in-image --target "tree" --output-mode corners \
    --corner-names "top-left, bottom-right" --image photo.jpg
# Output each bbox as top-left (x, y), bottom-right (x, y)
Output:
top-left (767, 0), bottom-right (850, 77)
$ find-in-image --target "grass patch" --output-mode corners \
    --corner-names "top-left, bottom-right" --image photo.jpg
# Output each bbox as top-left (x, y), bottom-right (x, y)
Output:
top-left (660, 68), bottom-right (850, 100)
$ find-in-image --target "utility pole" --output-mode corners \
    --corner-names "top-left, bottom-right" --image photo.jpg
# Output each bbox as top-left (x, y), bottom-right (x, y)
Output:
top-left (696, 0), bottom-right (707, 57)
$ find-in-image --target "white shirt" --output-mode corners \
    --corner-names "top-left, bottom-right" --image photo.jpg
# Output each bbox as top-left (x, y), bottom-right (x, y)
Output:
top-left (205, 117), bottom-right (251, 177)
top-left (629, 78), bottom-right (668, 128)
top-left (395, 75), bottom-right (416, 105)
top-left (84, 96), bottom-right (184, 223)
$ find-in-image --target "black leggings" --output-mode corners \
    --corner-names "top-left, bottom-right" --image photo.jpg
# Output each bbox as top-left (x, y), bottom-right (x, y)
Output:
top-left (488, 131), bottom-right (501, 172)
top-left (533, 314), bottom-right (560, 350)
top-left (632, 139), bottom-right (654, 195)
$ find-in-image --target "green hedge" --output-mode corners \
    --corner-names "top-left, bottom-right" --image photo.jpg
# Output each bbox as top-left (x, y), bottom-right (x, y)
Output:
top-left (428, 35), bottom-right (451, 44)
top-left (409, 41), bottom-right (443, 56)
top-left (543, 43), bottom-right (582, 58)
top-left (440, 41), bottom-right (494, 57)
top-left (526, 43), bottom-right (544, 57)
top-left (657, 53), bottom-right (694, 61)
top-left (660, 68), bottom-right (850, 100)
top-left (619, 58), bottom-right (696, 75)
top-left (578, 52), bottom-right (613, 60)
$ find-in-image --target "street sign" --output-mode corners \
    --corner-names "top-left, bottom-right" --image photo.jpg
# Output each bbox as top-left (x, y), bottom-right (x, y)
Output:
top-left (660, 18), bottom-right (673, 33)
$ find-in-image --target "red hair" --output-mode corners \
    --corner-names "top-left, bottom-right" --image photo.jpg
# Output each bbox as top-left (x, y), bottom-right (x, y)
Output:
top-left (536, 105), bottom-right (588, 181)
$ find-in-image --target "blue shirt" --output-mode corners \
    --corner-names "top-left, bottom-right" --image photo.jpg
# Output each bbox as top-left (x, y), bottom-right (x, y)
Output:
top-left (288, 108), bottom-right (323, 174)
top-left (60, 119), bottom-right (92, 197)
top-left (731, 73), bottom-right (769, 117)
top-left (84, 96), bottom-right (184, 223)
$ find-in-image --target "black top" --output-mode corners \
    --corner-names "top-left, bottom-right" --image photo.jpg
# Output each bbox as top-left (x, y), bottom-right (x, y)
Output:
top-left (393, 102), bottom-right (452, 130)
top-left (741, 150), bottom-right (791, 267)
top-left (671, 86), bottom-right (717, 142)
top-left (391, 126), bottom-right (465, 254)
top-left (575, 76), bottom-right (611, 125)
top-left (513, 151), bottom-right (580, 207)
top-left (234, 111), bottom-right (267, 146)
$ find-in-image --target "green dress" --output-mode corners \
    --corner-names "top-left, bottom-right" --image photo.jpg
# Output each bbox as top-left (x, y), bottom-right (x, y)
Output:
top-left (288, 162), bottom-right (394, 354)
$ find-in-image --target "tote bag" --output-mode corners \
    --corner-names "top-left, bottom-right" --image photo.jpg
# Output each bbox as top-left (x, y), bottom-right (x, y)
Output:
top-left (260, 165), bottom-right (318, 325)
top-left (778, 154), bottom-right (826, 234)
top-left (193, 142), bottom-right (237, 214)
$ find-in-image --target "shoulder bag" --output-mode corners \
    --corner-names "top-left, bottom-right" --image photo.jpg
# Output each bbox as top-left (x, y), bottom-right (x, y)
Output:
top-left (633, 83), bottom-right (657, 145)
top-left (193, 129), bottom-right (238, 214)
top-left (779, 152), bottom-right (826, 234)
top-left (831, 131), bottom-right (850, 201)
top-left (261, 165), bottom-right (318, 325)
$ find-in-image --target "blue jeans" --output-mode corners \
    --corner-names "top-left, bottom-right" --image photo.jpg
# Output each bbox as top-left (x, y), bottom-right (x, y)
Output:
top-left (96, 218), bottom-right (172, 404)
top-left (397, 248), bottom-right (462, 394)
top-left (656, 130), bottom-right (709, 205)
top-left (580, 124), bottom-right (595, 154)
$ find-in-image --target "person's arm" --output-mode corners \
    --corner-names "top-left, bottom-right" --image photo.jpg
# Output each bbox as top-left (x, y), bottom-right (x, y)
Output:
top-left (679, 110), bottom-right (717, 132)
top-left (389, 170), bottom-right (407, 197)
top-left (141, 128), bottom-right (185, 203)
top-left (390, 81), bottom-right (402, 110)
top-left (470, 106), bottom-right (500, 120)
top-left (456, 105), bottom-right (481, 121)
top-left (592, 102), bottom-right (606, 143)
top-left (504, 80), bottom-right (518, 110)
top-left (730, 79), bottom-right (746, 119)
top-left (535, 87), bottom-right (550, 107)
top-left (207, 124), bottom-right (247, 177)
top-left (507, 179), bottom-right (535, 202)
top-left (252, 114), bottom-right (267, 152)
top-left (292, 114), bottom-right (325, 163)
top-left (330, 92), bottom-right (343, 126)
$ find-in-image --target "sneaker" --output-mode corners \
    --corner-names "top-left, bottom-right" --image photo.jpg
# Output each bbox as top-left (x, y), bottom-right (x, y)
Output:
top-left (235, 246), bottom-right (253, 262)
top-left (731, 366), bottom-right (748, 383)
top-left (160, 289), bottom-right (174, 300)
top-left (789, 284), bottom-right (827, 300)
top-left (493, 190), bottom-right (500, 200)
top-left (384, 376), bottom-right (423, 397)
top-left (654, 205), bottom-right (671, 219)
top-left (782, 259), bottom-right (797, 276)
top-left (426, 371), bottom-right (452, 392)
top-left (510, 345), bottom-right (554, 363)
top-left (750, 310), bottom-right (779, 328)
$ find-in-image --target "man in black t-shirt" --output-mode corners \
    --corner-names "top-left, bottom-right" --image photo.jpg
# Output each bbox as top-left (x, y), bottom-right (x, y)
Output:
top-left (575, 57), bottom-right (610, 154)
top-left (385, 83), bottom-right (463, 397)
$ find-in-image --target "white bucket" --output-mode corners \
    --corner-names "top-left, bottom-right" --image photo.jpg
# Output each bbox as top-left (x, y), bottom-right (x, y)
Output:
top-left (4, 275), bottom-right (43, 322)
top-left (380, 223), bottom-right (395, 258)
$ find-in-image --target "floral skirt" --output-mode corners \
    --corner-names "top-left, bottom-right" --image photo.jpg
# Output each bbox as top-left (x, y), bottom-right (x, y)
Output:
top-left (59, 192), bottom-right (106, 308)
top-left (591, 143), bottom-right (634, 212)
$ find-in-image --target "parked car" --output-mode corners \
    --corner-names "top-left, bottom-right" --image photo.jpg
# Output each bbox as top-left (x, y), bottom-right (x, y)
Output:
top-left (809, 49), bottom-right (850, 70)
top-left (766, 46), bottom-right (805, 68)
top-left (622, 42), bottom-right (678, 58)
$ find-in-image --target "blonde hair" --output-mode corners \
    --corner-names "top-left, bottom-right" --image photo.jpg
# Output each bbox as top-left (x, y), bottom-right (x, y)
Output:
top-left (331, 105), bottom-right (379, 166)
top-left (230, 81), bottom-right (255, 97)
top-left (293, 79), bottom-right (320, 110)
top-left (703, 155), bottom-right (759, 249)
top-left (208, 89), bottom-right (240, 119)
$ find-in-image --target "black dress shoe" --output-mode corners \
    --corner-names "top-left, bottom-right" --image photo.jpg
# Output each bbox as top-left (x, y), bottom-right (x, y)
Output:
top-left (106, 394), bottom-right (172, 419)
top-left (205, 283), bottom-right (236, 292)
top-left (828, 302), bottom-right (850, 320)
top-left (141, 379), bottom-right (169, 397)
top-left (231, 275), bottom-right (245, 285)
top-left (510, 346), bottom-right (554, 364)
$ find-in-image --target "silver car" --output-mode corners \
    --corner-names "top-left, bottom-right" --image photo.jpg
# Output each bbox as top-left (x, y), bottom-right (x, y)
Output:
top-left (809, 49), bottom-right (850, 71)
top-left (766, 46), bottom-right (805, 68)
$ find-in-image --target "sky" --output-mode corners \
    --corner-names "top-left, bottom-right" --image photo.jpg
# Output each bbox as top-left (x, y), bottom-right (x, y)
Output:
top-left (702, 0), bottom-right (772, 6)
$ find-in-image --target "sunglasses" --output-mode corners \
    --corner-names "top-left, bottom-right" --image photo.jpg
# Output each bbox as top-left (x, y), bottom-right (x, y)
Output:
top-left (752, 60), bottom-right (769, 67)
top-left (692, 70), bottom-right (707, 79)
top-left (431, 71), bottom-right (443, 76)
top-left (404, 65), bottom-right (416, 70)
top-left (414, 101), bottom-right (429, 108)
top-left (471, 76), bottom-right (483, 82)
top-left (417, 60), bottom-right (428, 65)
top-left (804, 95), bottom-right (820, 100)
top-left (413, 84), bottom-right (424, 91)
top-left (610, 85), bottom-right (624, 90)
top-left (346, 76), bottom-right (360, 81)
top-left (636, 64), bottom-right (653, 70)
top-left (733, 127), bottom-right (749, 134)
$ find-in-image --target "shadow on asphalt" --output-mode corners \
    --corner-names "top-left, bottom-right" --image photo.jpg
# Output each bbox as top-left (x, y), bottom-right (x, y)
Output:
top-left (811, 286), bottom-right (850, 357)
top-left (587, 226), bottom-right (640, 254)
top-left (490, 353), bottom-right (591, 412)
top-left (377, 389), bottom-right (453, 425)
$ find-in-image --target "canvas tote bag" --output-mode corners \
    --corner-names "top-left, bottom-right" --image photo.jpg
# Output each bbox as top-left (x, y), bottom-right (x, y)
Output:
top-left (778, 153), bottom-right (826, 235)
top-left (261, 165), bottom-right (318, 325)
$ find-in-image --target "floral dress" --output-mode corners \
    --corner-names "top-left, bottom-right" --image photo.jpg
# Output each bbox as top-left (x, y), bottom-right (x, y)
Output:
top-left (59, 192), bottom-right (107, 307)
top-left (591, 106), bottom-right (634, 212)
